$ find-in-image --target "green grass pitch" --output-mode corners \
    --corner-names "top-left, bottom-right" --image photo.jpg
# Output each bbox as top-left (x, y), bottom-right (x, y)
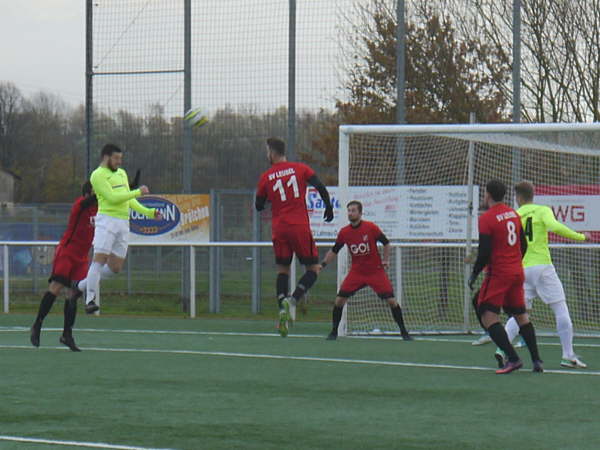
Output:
top-left (1, 313), bottom-right (600, 449)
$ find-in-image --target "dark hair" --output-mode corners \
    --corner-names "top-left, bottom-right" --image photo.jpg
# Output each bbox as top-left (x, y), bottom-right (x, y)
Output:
top-left (347, 200), bottom-right (363, 213)
top-left (515, 181), bottom-right (534, 202)
top-left (81, 180), bottom-right (92, 196)
top-left (101, 143), bottom-right (122, 158)
top-left (486, 179), bottom-right (506, 202)
top-left (266, 137), bottom-right (285, 155)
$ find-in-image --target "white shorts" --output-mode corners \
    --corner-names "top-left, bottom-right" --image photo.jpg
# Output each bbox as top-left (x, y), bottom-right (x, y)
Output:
top-left (524, 264), bottom-right (566, 309)
top-left (92, 214), bottom-right (129, 259)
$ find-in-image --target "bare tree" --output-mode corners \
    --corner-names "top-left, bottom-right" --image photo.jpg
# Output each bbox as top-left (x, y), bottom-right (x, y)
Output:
top-left (448, 0), bottom-right (600, 122)
top-left (0, 81), bottom-right (25, 168)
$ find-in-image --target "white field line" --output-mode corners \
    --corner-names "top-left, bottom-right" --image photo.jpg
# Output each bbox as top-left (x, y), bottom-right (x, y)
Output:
top-left (0, 435), bottom-right (175, 450)
top-left (1, 344), bottom-right (600, 376)
top-left (2, 326), bottom-right (600, 348)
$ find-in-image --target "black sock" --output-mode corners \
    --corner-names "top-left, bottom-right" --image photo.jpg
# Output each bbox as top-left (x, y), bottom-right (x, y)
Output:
top-left (35, 292), bottom-right (57, 323)
top-left (276, 273), bottom-right (289, 309)
top-left (519, 322), bottom-right (541, 362)
top-left (331, 305), bottom-right (343, 335)
top-left (63, 299), bottom-right (77, 336)
top-left (487, 322), bottom-right (520, 362)
top-left (391, 304), bottom-right (409, 335)
top-left (471, 290), bottom-right (486, 331)
top-left (292, 270), bottom-right (318, 301)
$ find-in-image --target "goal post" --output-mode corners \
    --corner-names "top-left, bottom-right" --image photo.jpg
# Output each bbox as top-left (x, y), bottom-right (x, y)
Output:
top-left (337, 122), bottom-right (600, 336)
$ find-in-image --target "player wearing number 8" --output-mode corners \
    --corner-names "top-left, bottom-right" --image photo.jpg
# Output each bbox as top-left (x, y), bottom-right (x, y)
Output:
top-left (468, 180), bottom-right (543, 374)
top-left (255, 137), bottom-right (334, 337)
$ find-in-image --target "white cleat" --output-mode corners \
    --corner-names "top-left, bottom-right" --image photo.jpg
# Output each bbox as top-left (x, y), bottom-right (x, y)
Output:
top-left (561, 356), bottom-right (587, 369)
top-left (472, 334), bottom-right (492, 346)
top-left (287, 296), bottom-right (297, 322)
top-left (514, 337), bottom-right (527, 348)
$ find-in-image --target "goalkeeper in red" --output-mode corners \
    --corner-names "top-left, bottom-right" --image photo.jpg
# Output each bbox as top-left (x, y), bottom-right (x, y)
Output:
top-left (255, 137), bottom-right (334, 337)
top-left (496, 181), bottom-right (589, 368)
top-left (320, 201), bottom-right (411, 341)
top-left (469, 180), bottom-right (543, 374)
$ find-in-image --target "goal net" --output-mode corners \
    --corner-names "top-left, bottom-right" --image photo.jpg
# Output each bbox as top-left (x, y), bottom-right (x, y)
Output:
top-left (337, 123), bottom-right (600, 336)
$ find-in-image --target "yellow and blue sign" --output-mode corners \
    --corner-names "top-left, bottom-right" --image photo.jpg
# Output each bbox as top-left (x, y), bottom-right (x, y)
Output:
top-left (129, 194), bottom-right (210, 242)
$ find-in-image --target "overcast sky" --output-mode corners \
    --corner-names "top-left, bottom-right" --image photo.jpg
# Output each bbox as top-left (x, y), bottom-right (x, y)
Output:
top-left (1, 1), bottom-right (86, 104)
top-left (0, 1), bottom-right (347, 114)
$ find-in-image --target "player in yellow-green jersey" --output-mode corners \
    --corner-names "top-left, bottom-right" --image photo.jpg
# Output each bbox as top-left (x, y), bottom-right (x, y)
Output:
top-left (497, 181), bottom-right (590, 369)
top-left (70, 144), bottom-right (162, 314)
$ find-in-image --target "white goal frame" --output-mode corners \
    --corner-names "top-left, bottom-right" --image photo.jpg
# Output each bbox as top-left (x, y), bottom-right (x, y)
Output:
top-left (337, 122), bottom-right (600, 336)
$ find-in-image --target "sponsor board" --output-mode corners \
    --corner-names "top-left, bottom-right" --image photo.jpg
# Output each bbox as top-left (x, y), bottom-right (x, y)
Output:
top-left (308, 186), bottom-right (478, 240)
top-left (129, 194), bottom-right (210, 242)
top-left (534, 185), bottom-right (600, 240)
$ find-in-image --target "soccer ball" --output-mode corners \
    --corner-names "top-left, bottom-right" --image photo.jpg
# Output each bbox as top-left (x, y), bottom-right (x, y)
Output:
top-left (184, 108), bottom-right (209, 128)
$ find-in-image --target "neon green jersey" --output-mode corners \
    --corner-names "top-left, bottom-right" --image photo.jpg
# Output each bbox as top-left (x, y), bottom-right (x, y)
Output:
top-left (517, 203), bottom-right (586, 267)
top-left (90, 166), bottom-right (155, 220)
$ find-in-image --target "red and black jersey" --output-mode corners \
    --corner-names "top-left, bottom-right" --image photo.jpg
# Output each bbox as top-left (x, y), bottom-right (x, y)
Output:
top-left (58, 196), bottom-right (97, 260)
top-left (334, 220), bottom-right (388, 273)
top-left (256, 161), bottom-right (315, 229)
top-left (478, 203), bottom-right (524, 277)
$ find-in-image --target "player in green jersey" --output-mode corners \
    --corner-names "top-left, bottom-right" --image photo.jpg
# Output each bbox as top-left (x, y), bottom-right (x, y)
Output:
top-left (70, 144), bottom-right (162, 314)
top-left (496, 181), bottom-right (589, 368)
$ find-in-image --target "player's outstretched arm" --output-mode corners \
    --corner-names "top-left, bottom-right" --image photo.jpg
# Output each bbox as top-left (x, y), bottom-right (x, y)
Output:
top-left (542, 207), bottom-right (587, 241)
top-left (307, 175), bottom-right (334, 222)
top-left (91, 173), bottom-right (141, 205)
top-left (129, 198), bottom-right (158, 219)
top-left (469, 233), bottom-right (492, 289)
top-left (321, 242), bottom-right (344, 269)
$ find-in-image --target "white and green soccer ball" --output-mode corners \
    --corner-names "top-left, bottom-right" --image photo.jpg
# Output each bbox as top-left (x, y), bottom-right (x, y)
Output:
top-left (184, 108), bottom-right (209, 128)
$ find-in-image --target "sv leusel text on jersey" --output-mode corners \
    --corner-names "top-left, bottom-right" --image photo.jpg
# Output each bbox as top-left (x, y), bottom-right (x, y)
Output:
top-left (268, 168), bottom-right (296, 181)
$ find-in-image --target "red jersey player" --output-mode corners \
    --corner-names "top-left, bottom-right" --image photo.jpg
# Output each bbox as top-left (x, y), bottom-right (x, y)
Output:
top-left (320, 201), bottom-right (411, 341)
top-left (468, 179), bottom-right (543, 374)
top-left (255, 137), bottom-right (334, 337)
top-left (30, 181), bottom-right (98, 351)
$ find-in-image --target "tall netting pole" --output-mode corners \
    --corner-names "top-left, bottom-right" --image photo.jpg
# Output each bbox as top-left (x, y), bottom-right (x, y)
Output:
top-left (511, 0), bottom-right (522, 195)
top-left (85, 0), bottom-right (93, 178)
top-left (182, 0), bottom-right (192, 311)
top-left (463, 113), bottom-right (476, 333)
top-left (287, 0), bottom-right (296, 161)
top-left (395, 0), bottom-right (406, 312)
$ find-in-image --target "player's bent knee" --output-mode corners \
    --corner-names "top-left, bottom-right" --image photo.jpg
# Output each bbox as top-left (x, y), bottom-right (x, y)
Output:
top-left (335, 297), bottom-right (347, 307)
top-left (48, 281), bottom-right (65, 296)
top-left (337, 290), bottom-right (353, 301)
top-left (276, 264), bottom-right (291, 275)
top-left (93, 252), bottom-right (109, 264)
top-left (513, 312), bottom-right (530, 326)
top-left (307, 264), bottom-right (321, 274)
top-left (477, 302), bottom-right (500, 316)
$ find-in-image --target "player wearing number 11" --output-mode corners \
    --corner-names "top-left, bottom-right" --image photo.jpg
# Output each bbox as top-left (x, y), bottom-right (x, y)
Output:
top-left (256, 137), bottom-right (334, 337)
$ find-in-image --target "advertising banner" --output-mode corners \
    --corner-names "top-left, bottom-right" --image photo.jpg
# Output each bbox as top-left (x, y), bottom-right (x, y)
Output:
top-left (307, 186), bottom-right (478, 240)
top-left (534, 185), bottom-right (600, 240)
top-left (129, 194), bottom-right (210, 242)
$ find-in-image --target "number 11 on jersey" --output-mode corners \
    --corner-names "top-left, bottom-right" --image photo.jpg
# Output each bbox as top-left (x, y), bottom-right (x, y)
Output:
top-left (273, 175), bottom-right (299, 202)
